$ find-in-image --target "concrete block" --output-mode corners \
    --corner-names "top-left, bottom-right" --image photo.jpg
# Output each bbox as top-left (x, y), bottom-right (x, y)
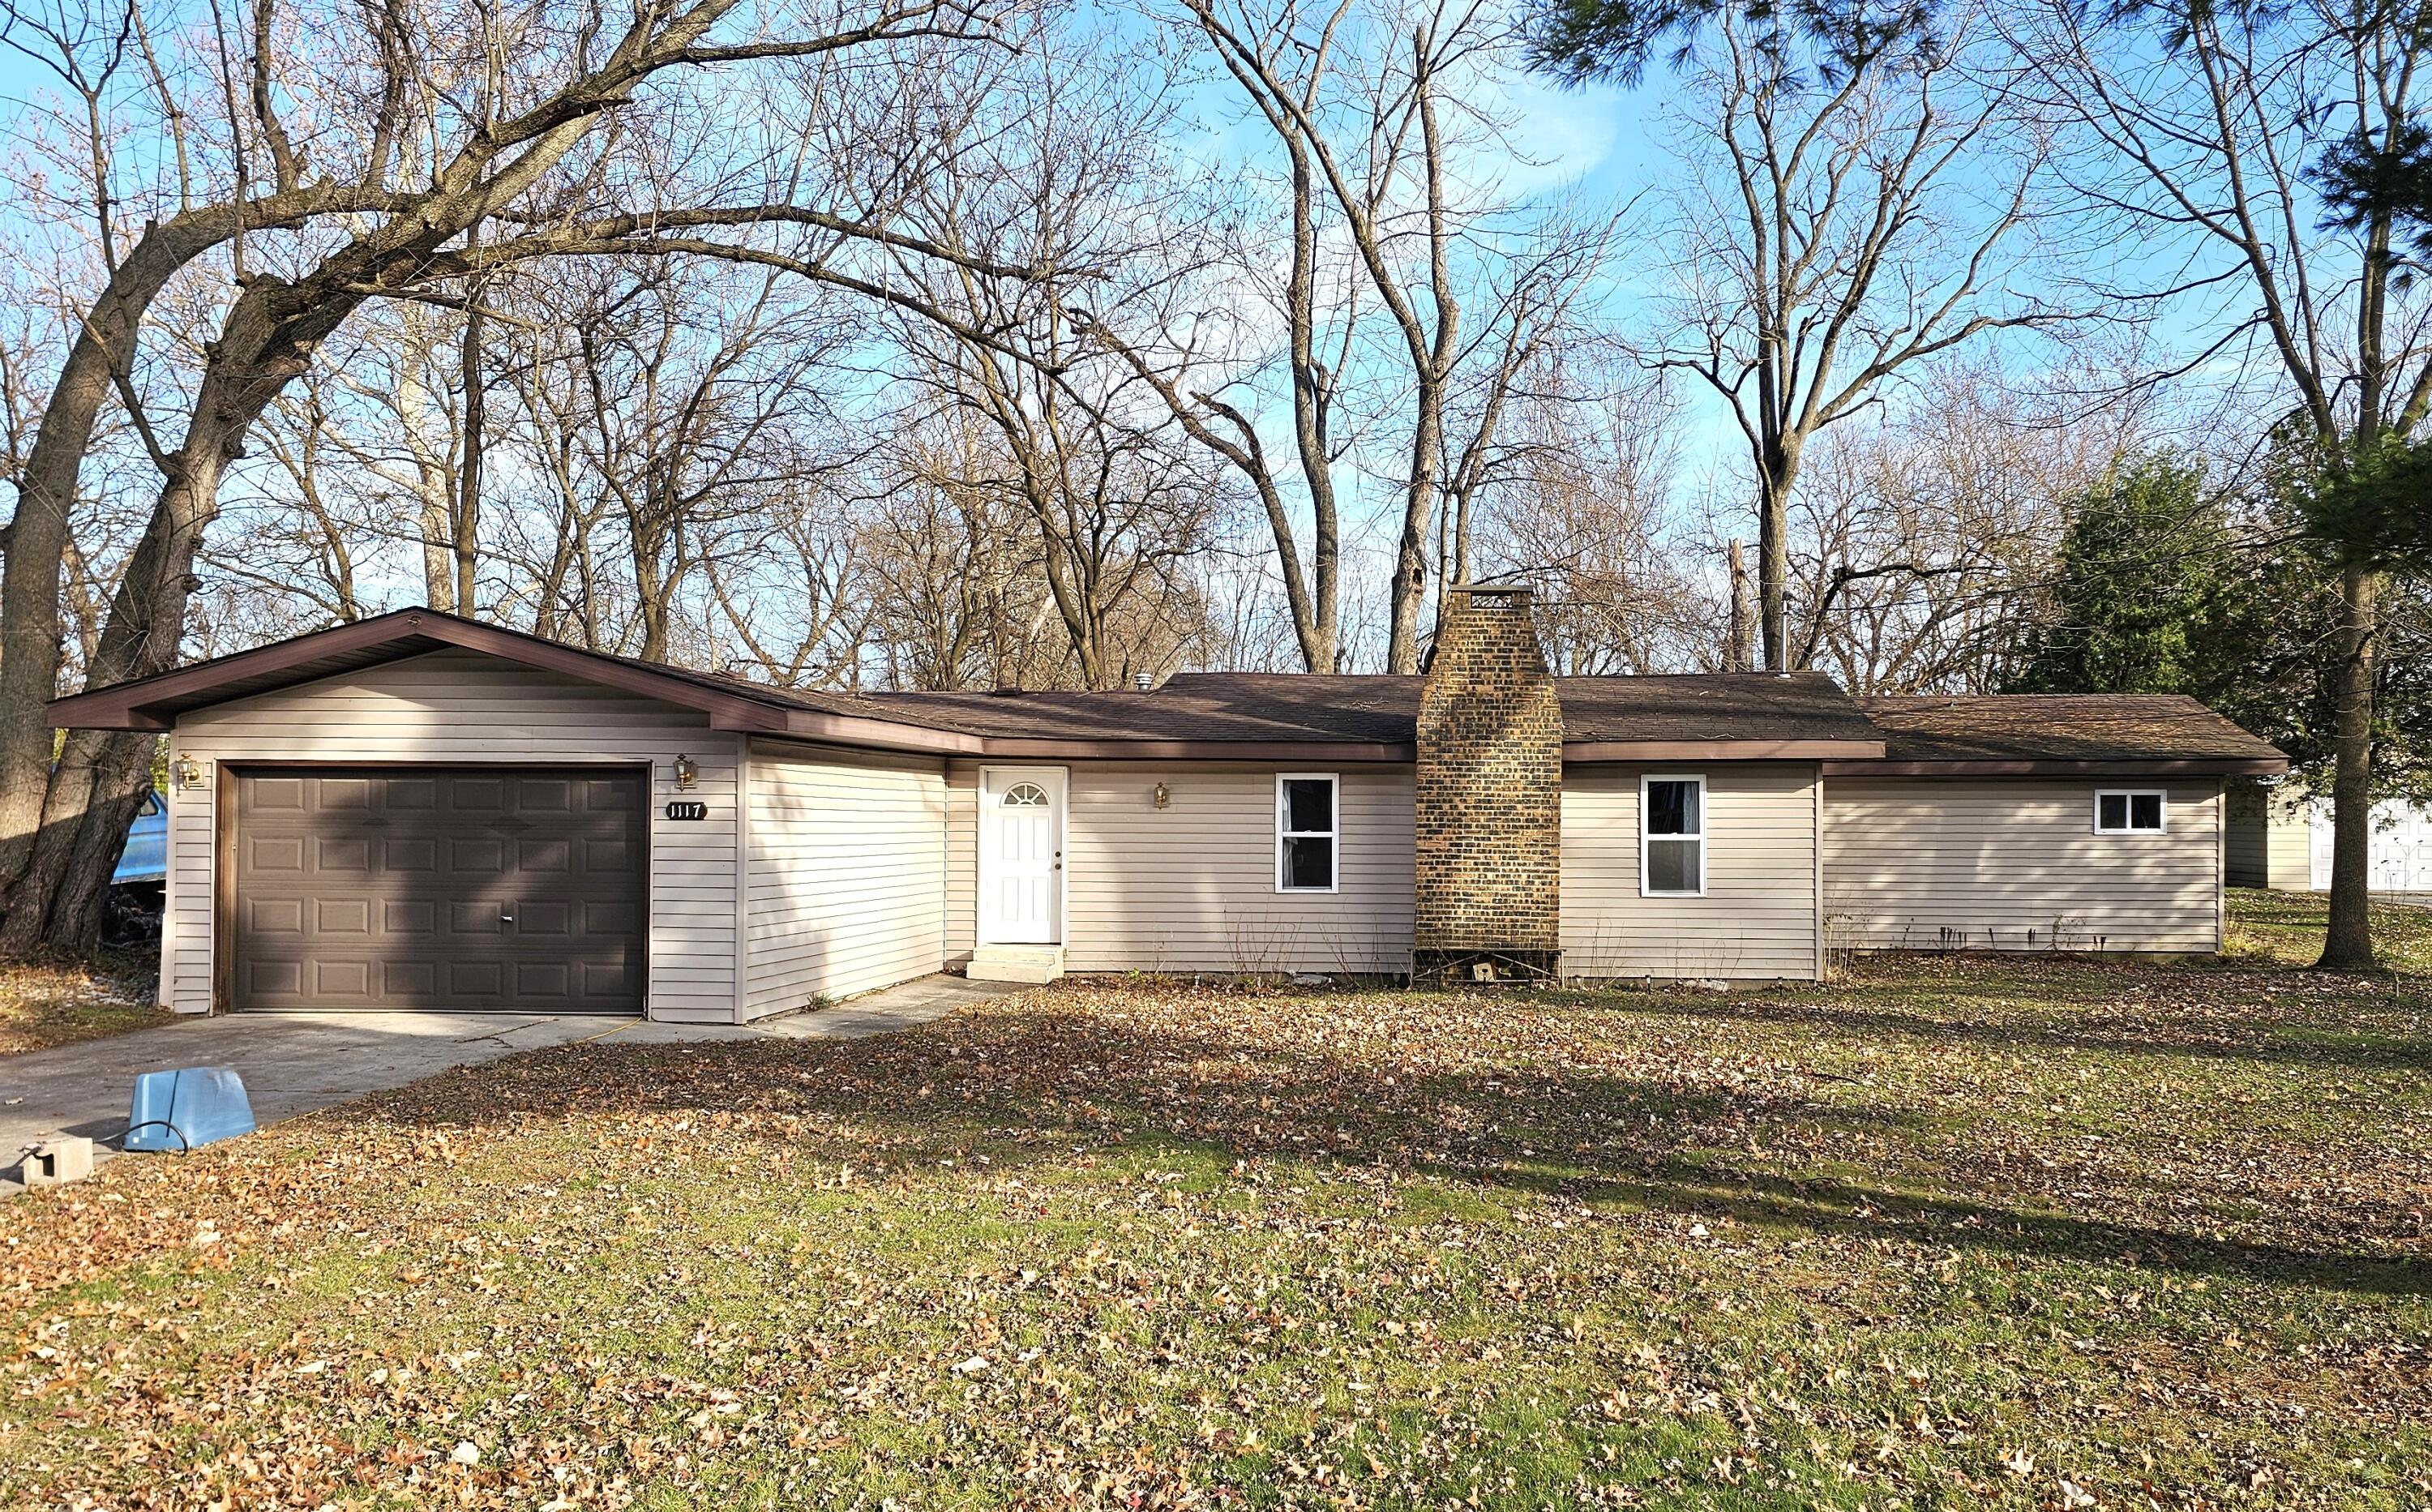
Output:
top-left (24, 1136), bottom-right (95, 1189)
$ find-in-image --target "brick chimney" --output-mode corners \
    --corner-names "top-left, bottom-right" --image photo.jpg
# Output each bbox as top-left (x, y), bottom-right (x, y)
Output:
top-left (1413, 585), bottom-right (1561, 985)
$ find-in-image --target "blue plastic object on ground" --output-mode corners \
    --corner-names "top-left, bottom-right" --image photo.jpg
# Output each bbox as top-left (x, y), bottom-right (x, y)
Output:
top-left (123, 1065), bottom-right (256, 1152)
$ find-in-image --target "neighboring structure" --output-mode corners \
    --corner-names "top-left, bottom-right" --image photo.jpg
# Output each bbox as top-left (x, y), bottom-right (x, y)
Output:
top-left (2227, 779), bottom-right (2432, 893)
top-left (49, 595), bottom-right (2287, 1021)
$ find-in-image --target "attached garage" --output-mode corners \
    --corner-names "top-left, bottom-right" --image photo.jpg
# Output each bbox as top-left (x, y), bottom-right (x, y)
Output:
top-left (47, 610), bottom-right (980, 1022)
top-left (231, 768), bottom-right (646, 1013)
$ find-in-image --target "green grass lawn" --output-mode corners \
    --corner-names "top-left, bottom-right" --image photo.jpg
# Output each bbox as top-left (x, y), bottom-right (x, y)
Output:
top-left (4, 908), bottom-right (2428, 1508)
top-left (2228, 886), bottom-right (2432, 973)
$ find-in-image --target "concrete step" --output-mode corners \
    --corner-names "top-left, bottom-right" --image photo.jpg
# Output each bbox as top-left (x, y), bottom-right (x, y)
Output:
top-left (966, 944), bottom-right (1066, 985)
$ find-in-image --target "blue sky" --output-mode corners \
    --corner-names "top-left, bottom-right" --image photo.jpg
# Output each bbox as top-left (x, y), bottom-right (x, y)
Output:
top-left (0, 5), bottom-right (2176, 603)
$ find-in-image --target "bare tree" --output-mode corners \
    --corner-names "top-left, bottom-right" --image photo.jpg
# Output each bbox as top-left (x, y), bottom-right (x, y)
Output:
top-left (1470, 360), bottom-right (1712, 673)
top-left (0, 0), bottom-right (1008, 953)
top-left (2012, 0), bottom-right (2432, 966)
top-left (1081, 0), bottom-right (1612, 673)
top-left (879, 24), bottom-right (1235, 688)
top-left (1787, 359), bottom-right (2141, 692)
top-left (490, 259), bottom-right (851, 663)
top-left (1637, 0), bottom-right (2060, 670)
top-left (858, 408), bottom-right (1057, 688)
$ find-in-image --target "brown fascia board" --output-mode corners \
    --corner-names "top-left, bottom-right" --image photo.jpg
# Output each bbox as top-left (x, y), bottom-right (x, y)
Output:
top-left (974, 737), bottom-right (1889, 762)
top-left (1818, 756), bottom-right (2289, 777)
top-left (46, 614), bottom-right (446, 731)
top-left (774, 707), bottom-right (979, 755)
top-left (1565, 739), bottom-right (1886, 762)
top-left (975, 738), bottom-right (1417, 762)
top-left (47, 610), bottom-right (978, 756)
top-left (975, 737), bottom-right (1895, 762)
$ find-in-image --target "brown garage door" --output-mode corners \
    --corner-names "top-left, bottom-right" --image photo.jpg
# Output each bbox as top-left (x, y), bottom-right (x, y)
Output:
top-left (233, 767), bottom-right (646, 1013)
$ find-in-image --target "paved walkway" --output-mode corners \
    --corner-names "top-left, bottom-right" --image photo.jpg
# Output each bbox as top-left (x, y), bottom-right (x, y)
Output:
top-left (2, 974), bottom-right (1011, 1193)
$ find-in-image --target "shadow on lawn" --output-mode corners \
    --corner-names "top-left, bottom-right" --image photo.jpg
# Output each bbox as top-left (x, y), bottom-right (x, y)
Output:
top-left (328, 1000), bottom-right (2432, 1300)
top-left (1603, 983), bottom-right (2432, 1074)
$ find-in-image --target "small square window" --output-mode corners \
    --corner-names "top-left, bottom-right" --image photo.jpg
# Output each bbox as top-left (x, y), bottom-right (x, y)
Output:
top-left (1277, 774), bottom-right (1338, 893)
top-left (1642, 775), bottom-right (1706, 897)
top-left (2095, 790), bottom-right (2166, 833)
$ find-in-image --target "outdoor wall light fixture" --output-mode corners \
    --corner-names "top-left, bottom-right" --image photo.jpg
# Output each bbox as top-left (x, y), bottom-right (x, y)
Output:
top-left (171, 753), bottom-right (207, 790)
top-left (1153, 782), bottom-right (1170, 810)
top-left (673, 754), bottom-right (699, 790)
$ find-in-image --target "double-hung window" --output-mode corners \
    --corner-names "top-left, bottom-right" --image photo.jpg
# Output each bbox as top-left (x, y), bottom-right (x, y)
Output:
top-left (1642, 774), bottom-right (1706, 897)
top-left (2094, 789), bottom-right (2165, 834)
top-left (1276, 773), bottom-right (1338, 893)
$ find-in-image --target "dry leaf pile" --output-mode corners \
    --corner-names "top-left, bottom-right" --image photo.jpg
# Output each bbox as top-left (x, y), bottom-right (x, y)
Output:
top-left (0, 954), bottom-right (169, 1058)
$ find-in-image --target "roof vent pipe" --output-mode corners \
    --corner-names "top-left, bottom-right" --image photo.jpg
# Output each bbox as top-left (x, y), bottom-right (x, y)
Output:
top-left (1134, 672), bottom-right (1154, 692)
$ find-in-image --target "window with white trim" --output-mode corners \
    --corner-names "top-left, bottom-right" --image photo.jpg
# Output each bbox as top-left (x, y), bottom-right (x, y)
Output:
top-left (2095, 789), bottom-right (2165, 833)
top-left (1642, 774), bottom-right (1706, 897)
top-left (1276, 773), bottom-right (1338, 893)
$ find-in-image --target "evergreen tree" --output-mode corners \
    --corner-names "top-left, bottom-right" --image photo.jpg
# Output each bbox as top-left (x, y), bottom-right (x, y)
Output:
top-left (2013, 449), bottom-right (2432, 807)
top-left (2011, 454), bottom-right (2245, 696)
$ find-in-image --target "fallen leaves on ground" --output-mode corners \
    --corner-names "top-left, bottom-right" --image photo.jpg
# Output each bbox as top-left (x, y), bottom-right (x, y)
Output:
top-left (0, 952), bottom-right (169, 1057)
top-left (2, 941), bottom-right (2429, 1509)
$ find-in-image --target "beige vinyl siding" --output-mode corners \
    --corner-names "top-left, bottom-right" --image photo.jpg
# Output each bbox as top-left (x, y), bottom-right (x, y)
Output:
top-left (2225, 778), bottom-right (2313, 891)
top-left (1823, 778), bottom-right (2224, 953)
top-left (743, 739), bottom-right (947, 1016)
top-left (945, 760), bottom-right (978, 966)
top-left (1561, 763), bottom-right (1822, 981)
top-left (948, 762), bottom-right (1415, 974)
top-left (2267, 803), bottom-right (2312, 891)
top-left (163, 649), bottom-right (740, 1020)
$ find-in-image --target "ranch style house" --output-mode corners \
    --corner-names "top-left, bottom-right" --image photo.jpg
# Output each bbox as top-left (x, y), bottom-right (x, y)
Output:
top-left (47, 587), bottom-right (2288, 1020)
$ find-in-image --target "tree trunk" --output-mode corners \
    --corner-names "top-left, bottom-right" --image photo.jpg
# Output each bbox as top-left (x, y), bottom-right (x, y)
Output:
top-left (2318, 557), bottom-right (2380, 969)
top-left (3, 441), bottom-right (230, 954)
top-left (455, 263), bottom-right (486, 613)
top-left (1385, 465), bottom-right (1435, 674)
top-left (0, 255), bottom-right (194, 902)
top-left (1758, 460), bottom-right (1792, 671)
top-left (1282, 141), bottom-right (1341, 675)
top-left (399, 310), bottom-right (458, 610)
top-left (1451, 486), bottom-right (1471, 589)
top-left (635, 547), bottom-right (670, 663)
top-left (0, 191), bottom-right (363, 906)
top-left (1727, 538), bottom-right (1753, 672)
top-left (36, 731), bottom-right (156, 956)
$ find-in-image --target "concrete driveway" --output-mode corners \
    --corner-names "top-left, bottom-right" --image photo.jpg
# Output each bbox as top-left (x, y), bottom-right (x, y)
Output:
top-left (2, 974), bottom-right (1009, 1193)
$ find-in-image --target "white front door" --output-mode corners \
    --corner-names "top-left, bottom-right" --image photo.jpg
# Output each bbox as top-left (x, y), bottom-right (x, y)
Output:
top-left (978, 767), bottom-right (1065, 944)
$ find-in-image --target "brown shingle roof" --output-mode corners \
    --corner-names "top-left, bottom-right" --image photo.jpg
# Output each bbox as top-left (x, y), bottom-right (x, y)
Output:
top-left (861, 676), bottom-right (1420, 743)
top-left (43, 607), bottom-right (2284, 769)
top-left (1554, 672), bottom-right (1882, 745)
top-left (847, 670), bottom-right (1886, 750)
top-left (1855, 694), bottom-right (2286, 765)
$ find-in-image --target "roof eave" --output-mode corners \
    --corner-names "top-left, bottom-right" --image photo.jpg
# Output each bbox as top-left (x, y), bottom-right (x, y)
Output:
top-left (977, 738), bottom-right (1417, 762)
top-left (46, 610), bottom-right (966, 756)
top-left (1819, 756), bottom-right (2289, 777)
top-left (46, 615), bottom-right (453, 730)
top-left (769, 708), bottom-right (983, 755)
top-left (1565, 739), bottom-right (1885, 762)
